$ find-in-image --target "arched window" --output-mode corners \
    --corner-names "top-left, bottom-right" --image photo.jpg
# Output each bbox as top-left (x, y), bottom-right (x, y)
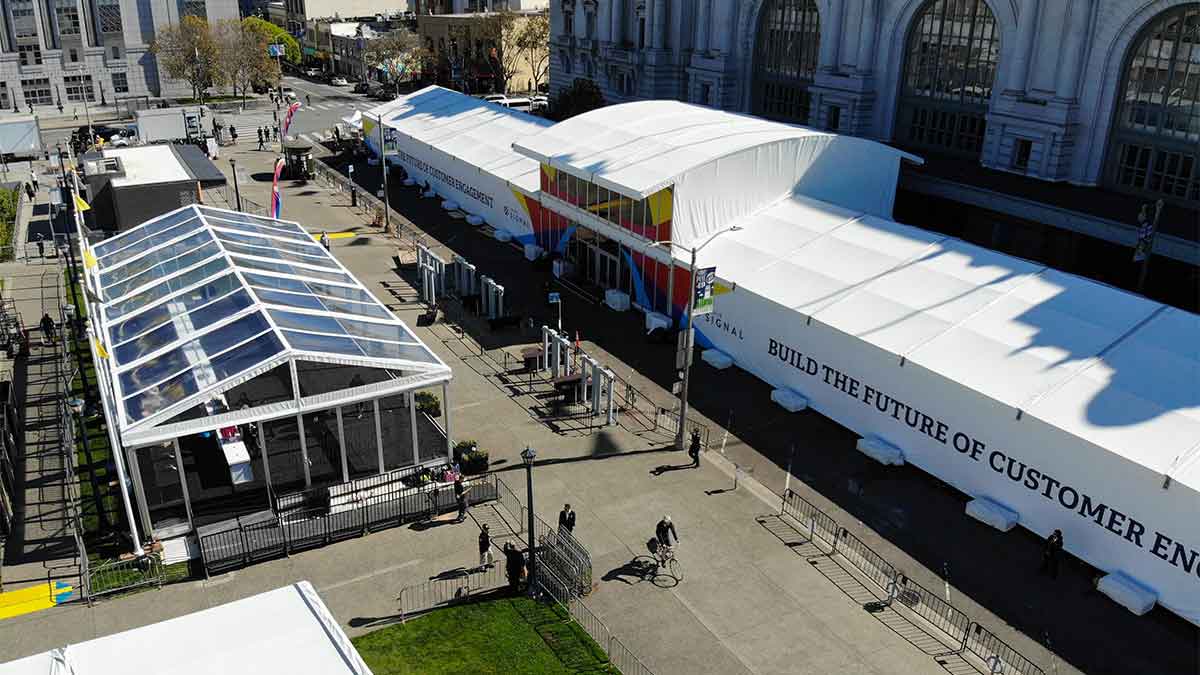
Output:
top-left (1106, 4), bottom-right (1199, 204)
top-left (751, 0), bottom-right (821, 125)
top-left (896, 0), bottom-right (999, 158)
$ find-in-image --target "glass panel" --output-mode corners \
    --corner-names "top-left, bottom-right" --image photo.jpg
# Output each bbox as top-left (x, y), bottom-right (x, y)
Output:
top-left (220, 241), bottom-right (339, 269)
top-left (101, 230), bottom-right (213, 287)
top-left (303, 409), bottom-right (341, 487)
top-left (137, 443), bottom-right (189, 534)
top-left (283, 330), bottom-right (364, 356)
top-left (341, 403), bottom-right (379, 479)
top-left (226, 363), bottom-right (295, 409)
top-left (356, 339), bottom-right (437, 363)
top-left (296, 361), bottom-right (394, 397)
top-left (212, 228), bottom-right (326, 258)
top-left (209, 332), bottom-right (283, 382)
top-left (98, 217), bottom-right (205, 270)
top-left (204, 215), bottom-right (312, 242)
top-left (413, 388), bottom-right (446, 465)
top-left (231, 256), bottom-right (354, 284)
top-left (378, 394), bottom-right (415, 471)
top-left (263, 416), bottom-right (306, 492)
top-left (115, 321), bottom-right (178, 365)
top-left (269, 309), bottom-right (345, 334)
top-left (243, 272), bottom-right (311, 293)
top-left (94, 208), bottom-right (197, 259)
top-left (106, 257), bottom-right (231, 321)
top-left (253, 289), bottom-right (326, 311)
top-left (338, 318), bottom-right (417, 343)
top-left (108, 274), bottom-right (240, 344)
top-left (118, 312), bottom-right (269, 393)
top-left (305, 282), bottom-right (377, 304)
top-left (318, 297), bottom-right (390, 319)
top-left (124, 369), bottom-right (198, 422)
top-left (103, 242), bottom-right (222, 301)
top-left (180, 428), bottom-right (269, 527)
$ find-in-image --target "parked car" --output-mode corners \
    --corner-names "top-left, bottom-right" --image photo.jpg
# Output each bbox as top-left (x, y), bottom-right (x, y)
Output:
top-left (251, 81), bottom-right (272, 94)
top-left (530, 94), bottom-right (549, 112)
top-left (281, 87), bottom-right (297, 101)
top-left (482, 94), bottom-right (507, 103)
top-left (499, 97), bottom-right (532, 112)
top-left (330, 77), bottom-right (348, 87)
top-left (304, 67), bottom-right (321, 78)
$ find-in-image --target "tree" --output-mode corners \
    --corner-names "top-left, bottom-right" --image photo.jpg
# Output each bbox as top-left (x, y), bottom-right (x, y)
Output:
top-left (469, 11), bottom-right (526, 94)
top-left (548, 78), bottom-right (605, 121)
top-left (363, 30), bottom-right (428, 86)
top-left (244, 17), bottom-right (300, 65)
top-left (151, 16), bottom-right (223, 102)
top-left (516, 11), bottom-right (549, 93)
top-left (216, 19), bottom-right (280, 106)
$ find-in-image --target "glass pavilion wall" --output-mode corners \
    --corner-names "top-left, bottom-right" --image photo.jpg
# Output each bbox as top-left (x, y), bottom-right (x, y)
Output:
top-left (82, 205), bottom-right (454, 539)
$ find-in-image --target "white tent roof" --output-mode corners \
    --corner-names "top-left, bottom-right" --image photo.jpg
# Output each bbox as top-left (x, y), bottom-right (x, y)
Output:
top-left (0, 582), bottom-right (372, 675)
top-left (84, 204), bottom-right (450, 444)
top-left (704, 193), bottom-right (1200, 490)
top-left (361, 86), bottom-right (552, 192)
top-left (512, 99), bottom-right (920, 199)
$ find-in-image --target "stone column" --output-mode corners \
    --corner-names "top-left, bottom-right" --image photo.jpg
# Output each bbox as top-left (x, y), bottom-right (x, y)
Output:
top-left (856, 0), bottom-right (878, 74)
top-left (819, 0), bottom-right (845, 71)
top-left (1006, 0), bottom-right (1040, 92)
top-left (651, 0), bottom-right (667, 49)
top-left (610, 0), bottom-right (623, 44)
top-left (1055, 0), bottom-right (1093, 100)
top-left (694, 0), bottom-right (709, 53)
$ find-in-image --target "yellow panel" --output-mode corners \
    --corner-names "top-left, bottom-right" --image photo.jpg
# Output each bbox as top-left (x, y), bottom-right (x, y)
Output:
top-left (647, 186), bottom-right (673, 227)
top-left (541, 163), bottom-right (557, 183)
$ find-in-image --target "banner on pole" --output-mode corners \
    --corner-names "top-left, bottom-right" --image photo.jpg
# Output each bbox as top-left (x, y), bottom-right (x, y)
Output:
top-left (692, 266), bottom-right (717, 316)
top-left (281, 101), bottom-right (302, 137)
top-left (271, 157), bottom-right (285, 218)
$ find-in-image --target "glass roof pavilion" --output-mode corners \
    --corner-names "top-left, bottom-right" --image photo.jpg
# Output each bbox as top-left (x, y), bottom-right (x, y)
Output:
top-left (83, 204), bottom-right (452, 449)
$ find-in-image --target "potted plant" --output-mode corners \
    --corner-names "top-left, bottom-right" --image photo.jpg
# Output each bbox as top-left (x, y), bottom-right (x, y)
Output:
top-left (462, 447), bottom-right (489, 475)
top-left (415, 391), bottom-right (441, 418)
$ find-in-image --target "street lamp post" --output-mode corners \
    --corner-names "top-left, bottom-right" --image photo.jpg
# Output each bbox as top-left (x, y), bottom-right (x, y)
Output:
top-left (375, 114), bottom-right (391, 234)
top-left (230, 158), bottom-right (243, 210)
top-left (521, 445), bottom-right (537, 595)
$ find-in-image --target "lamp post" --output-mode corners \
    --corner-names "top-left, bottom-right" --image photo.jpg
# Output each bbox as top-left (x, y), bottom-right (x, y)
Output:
top-left (230, 158), bottom-right (243, 210)
top-left (375, 114), bottom-right (390, 233)
top-left (521, 445), bottom-right (536, 594)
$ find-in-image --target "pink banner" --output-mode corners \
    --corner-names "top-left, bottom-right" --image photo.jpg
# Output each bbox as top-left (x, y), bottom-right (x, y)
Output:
top-left (271, 157), bottom-right (285, 218)
top-left (281, 101), bottom-right (302, 137)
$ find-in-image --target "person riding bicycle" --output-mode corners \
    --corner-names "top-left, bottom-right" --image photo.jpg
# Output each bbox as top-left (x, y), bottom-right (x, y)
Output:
top-left (655, 515), bottom-right (677, 562)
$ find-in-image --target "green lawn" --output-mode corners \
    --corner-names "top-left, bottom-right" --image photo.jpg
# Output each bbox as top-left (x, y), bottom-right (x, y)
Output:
top-left (353, 596), bottom-right (619, 675)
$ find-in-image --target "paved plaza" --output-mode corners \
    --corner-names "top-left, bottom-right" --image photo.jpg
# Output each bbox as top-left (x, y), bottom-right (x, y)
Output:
top-left (0, 136), bottom-right (1193, 675)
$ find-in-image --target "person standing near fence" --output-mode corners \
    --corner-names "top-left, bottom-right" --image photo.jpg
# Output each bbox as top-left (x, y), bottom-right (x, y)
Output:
top-left (257, 127), bottom-right (265, 151)
top-left (454, 476), bottom-right (468, 523)
top-left (503, 542), bottom-right (524, 594)
top-left (30, 169), bottom-right (38, 192)
top-left (688, 428), bottom-right (702, 468)
top-left (478, 524), bottom-right (494, 568)
top-left (39, 312), bottom-right (56, 346)
top-left (558, 504), bottom-right (575, 533)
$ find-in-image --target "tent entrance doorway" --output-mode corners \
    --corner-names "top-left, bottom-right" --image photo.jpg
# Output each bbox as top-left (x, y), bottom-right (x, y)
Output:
top-left (567, 227), bottom-right (627, 295)
top-left (133, 443), bottom-right (191, 539)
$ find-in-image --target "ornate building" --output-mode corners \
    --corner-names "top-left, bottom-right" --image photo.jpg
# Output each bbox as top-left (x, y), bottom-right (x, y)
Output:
top-left (549, 1), bottom-right (1200, 309)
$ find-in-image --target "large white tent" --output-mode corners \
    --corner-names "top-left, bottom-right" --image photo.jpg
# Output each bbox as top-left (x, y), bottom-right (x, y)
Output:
top-left (0, 582), bottom-right (372, 674)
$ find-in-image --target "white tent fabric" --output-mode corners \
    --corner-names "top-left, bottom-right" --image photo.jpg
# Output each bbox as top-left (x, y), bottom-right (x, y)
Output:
top-left (341, 110), bottom-right (363, 130)
top-left (83, 204), bottom-right (450, 445)
top-left (698, 192), bottom-right (1200, 623)
top-left (511, 99), bottom-right (920, 249)
top-left (0, 582), bottom-right (373, 675)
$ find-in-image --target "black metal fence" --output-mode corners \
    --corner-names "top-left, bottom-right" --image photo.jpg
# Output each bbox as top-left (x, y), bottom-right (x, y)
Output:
top-left (779, 489), bottom-right (1044, 675)
top-left (198, 473), bottom-right (500, 576)
top-left (492, 476), bottom-right (593, 595)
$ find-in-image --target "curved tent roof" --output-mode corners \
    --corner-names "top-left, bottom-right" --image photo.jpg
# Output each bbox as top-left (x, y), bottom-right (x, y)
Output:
top-left (511, 99), bottom-right (920, 199)
top-left (85, 204), bottom-right (450, 446)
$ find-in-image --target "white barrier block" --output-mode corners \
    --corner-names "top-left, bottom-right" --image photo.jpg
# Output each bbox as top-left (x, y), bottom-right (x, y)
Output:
top-left (466, 214), bottom-right (484, 226)
top-left (1097, 572), bottom-right (1158, 616)
top-left (965, 497), bottom-right (1019, 532)
top-left (604, 289), bottom-right (630, 312)
top-left (402, 178), bottom-right (416, 186)
top-left (701, 349), bottom-right (734, 370)
top-left (524, 244), bottom-right (544, 261)
top-left (422, 189), bottom-right (437, 198)
top-left (441, 200), bottom-right (460, 211)
top-left (494, 229), bottom-right (513, 243)
top-left (855, 435), bottom-right (905, 466)
top-left (771, 388), bottom-right (808, 413)
top-left (645, 312), bottom-right (670, 333)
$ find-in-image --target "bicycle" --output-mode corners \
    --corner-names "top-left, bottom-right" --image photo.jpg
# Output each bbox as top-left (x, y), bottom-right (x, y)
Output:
top-left (655, 543), bottom-right (682, 581)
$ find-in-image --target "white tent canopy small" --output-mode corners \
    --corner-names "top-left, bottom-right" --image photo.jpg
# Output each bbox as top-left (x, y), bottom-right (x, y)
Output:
top-left (0, 582), bottom-right (372, 675)
top-left (341, 110), bottom-right (363, 130)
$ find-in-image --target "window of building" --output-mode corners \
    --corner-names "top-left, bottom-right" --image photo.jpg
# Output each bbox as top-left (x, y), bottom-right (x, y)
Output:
top-left (586, 11), bottom-right (595, 39)
top-left (896, 0), bottom-right (999, 159)
top-left (97, 0), bottom-right (123, 33)
top-left (68, 48), bottom-right (79, 63)
top-left (179, 0), bottom-right (206, 18)
top-left (827, 104), bottom-right (841, 132)
top-left (112, 71), bottom-right (129, 93)
top-left (0, 83), bottom-right (10, 110)
top-left (64, 74), bottom-right (95, 102)
top-left (560, 50), bottom-right (572, 74)
top-left (751, 0), bottom-right (820, 125)
top-left (10, 0), bottom-right (37, 39)
top-left (564, 11), bottom-right (573, 36)
top-left (18, 45), bottom-right (42, 67)
top-left (55, 0), bottom-right (81, 37)
top-left (21, 78), bottom-right (52, 105)
top-left (111, 45), bottom-right (122, 59)
top-left (700, 82), bottom-right (711, 105)
top-left (638, 17), bottom-right (645, 48)
top-left (1105, 4), bottom-right (1199, 205)
top-left (1012, 138), bottom-right (1032, 171)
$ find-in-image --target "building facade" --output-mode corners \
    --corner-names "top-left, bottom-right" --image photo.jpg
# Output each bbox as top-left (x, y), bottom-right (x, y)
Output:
top-left (417, 9), bottom-right (546, 94)
top-left (0, 0), bottom-right (239, 109)
top-left (549, 0), bottom-right (1200, 309)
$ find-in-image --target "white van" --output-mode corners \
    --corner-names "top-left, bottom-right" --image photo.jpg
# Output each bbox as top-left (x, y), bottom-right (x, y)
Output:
top-left (500, 97), bottom-right (532, 112)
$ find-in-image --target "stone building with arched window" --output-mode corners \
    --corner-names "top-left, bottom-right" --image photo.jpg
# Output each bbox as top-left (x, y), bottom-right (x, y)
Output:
top-left (549, 1), bottom-right (1199, 310)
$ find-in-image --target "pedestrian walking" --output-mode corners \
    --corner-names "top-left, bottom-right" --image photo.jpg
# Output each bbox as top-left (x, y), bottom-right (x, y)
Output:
top-left (39, 312), bottom-right (56, 346)
top-left (73, 108), bottom-right (79, 121)
top-left (688, 428), bottom-right (702, 468)
top-left (478, 524), bottom-right (494, 568)
top-left (558, 503), bottom-right (575, 533)
top-left (230, 125), bottom-right (238, 143)
top-left (454, 476), bottom-right (468, 522)
top-left (1040, 529), bottom-right (1064, 579)
top-left (319, 231), bottom-right (331, 250)
top-left (257, 127), bottom-right (265, 150)
top-left (503, 542), bottom-right (524, 595)
top-left (273, 108), bottom-right (278, 123)
top-left (30, 169), bottom-right (39, 191)
top-left (272, 125), bottom-right (279, 141)
top-left (24, 182), bottom-right (34, 200)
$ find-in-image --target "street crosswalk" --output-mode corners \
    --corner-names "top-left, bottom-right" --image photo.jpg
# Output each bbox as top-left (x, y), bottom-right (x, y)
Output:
top-left (214, 98), bottom-right (363, 145)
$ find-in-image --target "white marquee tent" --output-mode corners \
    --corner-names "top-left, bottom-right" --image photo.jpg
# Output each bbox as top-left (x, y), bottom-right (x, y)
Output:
top-left (0, 582), bottom-right (372, 674)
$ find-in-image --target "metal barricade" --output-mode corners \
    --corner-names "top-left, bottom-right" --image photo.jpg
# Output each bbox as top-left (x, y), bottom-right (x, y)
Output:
top-left (87, 555), bottom-right (164, 600)
top-left (965, 623), bottom-right (1046, 675)
top-left (780, 489), bottom-right (840, 550)
top-left (893, 574), bottom-right (973, 649)
top-left (397, 564), bottom-right (505, 623)
top-left (833, 527), bottom-right (897, 593)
